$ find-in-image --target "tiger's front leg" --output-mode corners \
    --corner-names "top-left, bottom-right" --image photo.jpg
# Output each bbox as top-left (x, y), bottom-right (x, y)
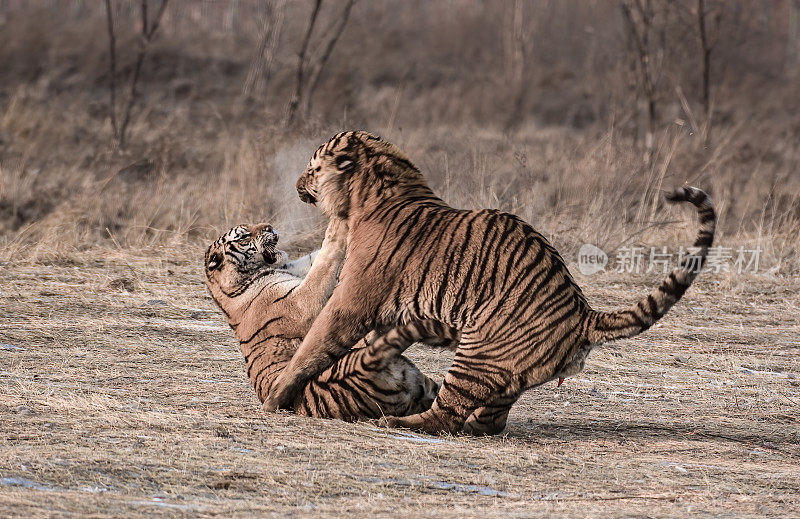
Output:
top-left (262, 286), bottom-right (374, 412)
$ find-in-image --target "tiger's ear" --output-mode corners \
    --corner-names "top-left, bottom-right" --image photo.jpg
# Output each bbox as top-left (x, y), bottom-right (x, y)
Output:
top-left (335, 155), bottom-right (355, 172)
top-left (206, 250), bottom-right (223, 271)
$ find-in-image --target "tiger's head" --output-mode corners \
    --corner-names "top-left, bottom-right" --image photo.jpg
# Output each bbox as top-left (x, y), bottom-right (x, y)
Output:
top-left (296, 131), bottom-right (431, 219)
top-left (204, 223), bottom-right (290, 299)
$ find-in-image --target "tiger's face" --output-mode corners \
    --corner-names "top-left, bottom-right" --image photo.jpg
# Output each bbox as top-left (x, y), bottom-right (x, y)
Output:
top-left (296, 131), bottom-right (426, 219)
top-left (296, 133), bottom-right (360, 219)
top-left (204, 224), bottom-right (289, 296)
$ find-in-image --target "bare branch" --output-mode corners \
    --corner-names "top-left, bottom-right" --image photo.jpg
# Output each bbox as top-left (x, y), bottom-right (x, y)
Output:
top-left (104, 0), bottom-right (118, 141)
top-left (695, 0), bottom-right (723, 146)
top-left (286, 0), bottom-right (323, 126)
top-left (304, 0), bottom-right (357, 117)
top-left (141, 0), bottom-right (148, 36)
top-left (791, 0), bottom-right (800, 73)
top-left (697, 0), bottom-right (711, 120)
top-left (117, 0), bottom-right (170, 149)
top-left (243, 0), bottom-right (286, 99)
top-left (146, 0), bottom-right (169, 39)
top-left (621, 0), bottom-right (657, 166)
top-left (505, 0), bottom-right (529, 131)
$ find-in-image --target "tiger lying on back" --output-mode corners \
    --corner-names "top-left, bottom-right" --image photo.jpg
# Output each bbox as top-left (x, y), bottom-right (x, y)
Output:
top-left (204, 219), bottom-right (452, 421)
top-left (263, 130), bottom-right (716, 435)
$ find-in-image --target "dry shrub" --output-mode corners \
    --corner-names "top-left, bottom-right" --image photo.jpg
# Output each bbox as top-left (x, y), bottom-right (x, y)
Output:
top-left (0, 1), bottom-right (798, 274)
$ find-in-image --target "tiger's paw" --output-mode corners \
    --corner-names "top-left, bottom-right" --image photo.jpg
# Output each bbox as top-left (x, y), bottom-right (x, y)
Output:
top-left (262, 376), bottom-right (303, 412)
top-left (378, 412), bottom-right (460, 435)
top-left (261, 396), bottom-right (281, 413)
top-left (461, 420), bottom-right (506, 436)
top-left (261, 386), bottom-right (293, 413)
top-left (376, 415), bottom-right (406, 429)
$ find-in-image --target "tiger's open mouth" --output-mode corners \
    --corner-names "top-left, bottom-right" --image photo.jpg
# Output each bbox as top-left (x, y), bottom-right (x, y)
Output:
top-left (260, 243), bottom-right (289, 268)
top-left (255, 227), bottom-right (285, 266)
top-left (297, 188), bottom-right (317, 205)
top-left (262, 250), bottom-right (278, 264)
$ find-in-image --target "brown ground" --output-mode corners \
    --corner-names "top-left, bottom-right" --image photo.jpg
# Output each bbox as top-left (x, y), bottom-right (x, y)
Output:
top-left (2, 2), bottom-right (799, 516)
top-left (1, 255), bottom-right (798, 517)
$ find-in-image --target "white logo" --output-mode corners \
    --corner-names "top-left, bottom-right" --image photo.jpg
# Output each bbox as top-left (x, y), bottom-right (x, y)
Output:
top-left (578, 244), bottom-right (607, 275)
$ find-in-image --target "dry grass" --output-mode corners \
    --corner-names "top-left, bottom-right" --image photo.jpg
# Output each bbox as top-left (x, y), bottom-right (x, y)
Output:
top-left (1, 2), bottom-right (799, 272)
top-left (1, 2), bottom-right (800, 516)
top-left (1, 258), bottom-right (798, 517)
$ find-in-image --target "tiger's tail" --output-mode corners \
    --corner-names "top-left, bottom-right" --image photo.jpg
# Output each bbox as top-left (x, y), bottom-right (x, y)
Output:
top-left (585, 186), bottom-right (716, 345)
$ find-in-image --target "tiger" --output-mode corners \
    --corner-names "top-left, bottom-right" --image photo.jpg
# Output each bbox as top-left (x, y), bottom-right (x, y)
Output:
top-left (204, 218), bottom-right (456, 422)
top-left (261, 130), bottom-right (716, 436)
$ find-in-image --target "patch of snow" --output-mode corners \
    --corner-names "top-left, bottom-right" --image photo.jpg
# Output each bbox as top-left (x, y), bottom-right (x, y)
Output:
top-left (657, 461), bottom-right (726, 471)
top-left (130, 499), bottom-right (204, 511)
top-left (146, 318), bottom-right (227, 332)
top-left (231, 447), bottom-right (254, 454)
top-left (739, 367), bottom-right (791, 378)
top-left (80, 486), bottom-right (110, 493)
top-left (389, 431), bottom-right (453, 445)
top-left (0, 477), bottom-right (61, 492)
top-left (183, 307), bottom-right (217, 314)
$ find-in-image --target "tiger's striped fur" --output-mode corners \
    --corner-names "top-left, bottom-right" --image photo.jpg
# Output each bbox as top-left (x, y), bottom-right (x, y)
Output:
top-left (204, 219), bottom-right (450, 421)
top-left (263, 131), bottom-right (716, 435)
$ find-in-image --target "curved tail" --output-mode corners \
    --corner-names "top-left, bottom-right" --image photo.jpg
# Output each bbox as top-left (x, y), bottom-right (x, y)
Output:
top-left (586, 186), bottom-right (716, 345)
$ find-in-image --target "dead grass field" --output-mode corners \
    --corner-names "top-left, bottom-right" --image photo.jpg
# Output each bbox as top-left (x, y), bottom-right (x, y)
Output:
top-left (1, 2), bottom-right (799, 516)
top-left (2, 255), bottom-right (798, 517)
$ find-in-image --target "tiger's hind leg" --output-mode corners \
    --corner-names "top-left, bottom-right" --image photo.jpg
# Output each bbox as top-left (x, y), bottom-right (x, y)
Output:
top-left (462, 394), bottom-right (519, 436)
top-left (379, 350), bottom-right (512, 434)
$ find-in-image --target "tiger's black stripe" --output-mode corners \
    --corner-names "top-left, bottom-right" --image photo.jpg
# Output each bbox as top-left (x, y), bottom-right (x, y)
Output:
top-left (205, 222), bottom-right (446, 423)
top-left (268, 131), bottom-right (717, 436)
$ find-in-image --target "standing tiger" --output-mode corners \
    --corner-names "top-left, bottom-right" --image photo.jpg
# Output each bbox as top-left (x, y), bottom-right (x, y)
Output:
top-left (204, 218), bottom-right (454, 421)
top-left (262, 131), bottom-right (716, 435)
